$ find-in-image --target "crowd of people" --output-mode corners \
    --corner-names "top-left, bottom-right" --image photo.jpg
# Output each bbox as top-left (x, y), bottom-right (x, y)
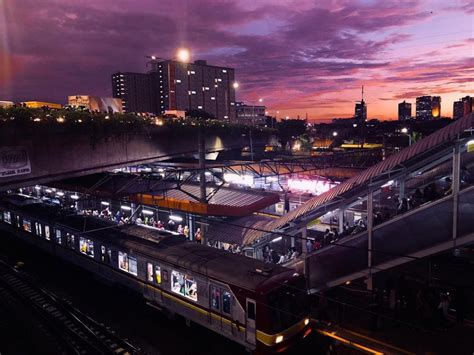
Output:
top-left (82, 206), bottom-right (203, 242)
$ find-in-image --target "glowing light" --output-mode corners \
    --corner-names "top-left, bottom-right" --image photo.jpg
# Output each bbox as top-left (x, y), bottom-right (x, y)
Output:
top-left (288, 178), bottom-right (335, 195)
top-left (232, 82), bottom-right (239, 89)
top-left (57, 117), bottom-right (65, 123)
top-left (332, 131), bottom-right (338, 137)
top-left (155, 118), bottom-right (164, 126)
top-left (401, 127), bottom-right (408, 134)
top-left (101, 201), bottom-right (109, 206)
top-left (271, 237), bottom-right (283, 243)
top-left (142, 209), bottom-right (154, 215)
top-left (304, 318), bottom-right (310, 326)
top-left (70, 194), bottom-right (79, 200)
top-left (275, 335), bottom-right (284, 344)
top-left (176, 48), bottom-right (190, 62)
top-left (223, 173), bottom-right (254, 186)
top-left (151, 55), bottom-right (157, 60)
top-left (121, 205), bottom-right (132, 211)
top-left (169, 215), bottom-right (183, 222)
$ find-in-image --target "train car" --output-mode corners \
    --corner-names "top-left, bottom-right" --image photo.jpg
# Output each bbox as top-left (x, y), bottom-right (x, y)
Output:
top-left (0, 195), bottom-right (311, 353)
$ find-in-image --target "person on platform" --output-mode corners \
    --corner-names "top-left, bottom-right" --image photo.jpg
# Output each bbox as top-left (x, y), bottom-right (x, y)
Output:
top-left (194, 228), bottom-right (202, 243)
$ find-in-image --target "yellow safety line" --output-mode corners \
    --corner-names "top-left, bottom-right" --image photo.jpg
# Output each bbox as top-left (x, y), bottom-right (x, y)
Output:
top-left (317, 329), bottom-right (384, 355)
top-left (344, 329), bottom-right (415, 355)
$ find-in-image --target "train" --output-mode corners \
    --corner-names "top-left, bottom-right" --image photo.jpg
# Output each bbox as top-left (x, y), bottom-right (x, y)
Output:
top-left (0, 194), bottom-right (312, 353)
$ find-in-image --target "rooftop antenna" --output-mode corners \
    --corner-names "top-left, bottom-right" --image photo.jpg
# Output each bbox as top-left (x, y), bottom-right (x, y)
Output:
top-left (361, 85), bottom-right (364, 101)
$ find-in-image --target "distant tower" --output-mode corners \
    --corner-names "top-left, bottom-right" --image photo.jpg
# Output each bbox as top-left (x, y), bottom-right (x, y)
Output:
top-left (453, 96), bottom-right (473, 120)
top-left (398, 100), bottom-right (412, 121)
top-left (354, 86), bottom-right (367, 124)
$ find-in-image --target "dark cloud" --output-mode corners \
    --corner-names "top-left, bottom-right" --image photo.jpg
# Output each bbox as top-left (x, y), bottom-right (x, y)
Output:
top-left (0, 0), bottom-right (471, 119)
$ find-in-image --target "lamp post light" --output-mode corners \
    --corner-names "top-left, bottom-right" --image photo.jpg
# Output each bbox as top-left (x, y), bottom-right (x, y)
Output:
top-left (176, 48), bottom-right (190, 63)
top-left (332, 131), bottom-right (338, 137)
top-left (401, 127), bottom-right (412, 146)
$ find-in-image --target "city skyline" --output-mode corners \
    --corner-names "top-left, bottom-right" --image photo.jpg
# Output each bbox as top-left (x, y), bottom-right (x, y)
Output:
top-left (0, 0), bottom-right (472, 121)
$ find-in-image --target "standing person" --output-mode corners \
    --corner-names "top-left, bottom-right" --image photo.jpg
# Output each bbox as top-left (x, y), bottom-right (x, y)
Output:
top-left (194, 228), bottom-right (202, 243)
top-left (183, 225), bottom-right (189, 239)
top-left (177, 224), bottom-right (184, 235)
top-left (168, 218), bottom-right (176, 231)
top-left (438, 293), bottom-right (450, 329)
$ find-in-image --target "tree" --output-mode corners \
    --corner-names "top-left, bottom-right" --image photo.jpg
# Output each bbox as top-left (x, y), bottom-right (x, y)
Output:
top-left (277, 119), bottom-right (307, 148)
top-left (186, 109), bottom-right (215, 120)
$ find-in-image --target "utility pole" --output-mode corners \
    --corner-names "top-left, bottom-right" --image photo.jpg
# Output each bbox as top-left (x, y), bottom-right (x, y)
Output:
top-left (198, 125), bottom-right (206, 203)
top-left (198, 124), bottom-right (207, 245)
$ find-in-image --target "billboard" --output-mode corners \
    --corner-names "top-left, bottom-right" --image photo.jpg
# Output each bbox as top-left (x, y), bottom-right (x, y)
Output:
top-left (0, 146), bottom-right (31, 178)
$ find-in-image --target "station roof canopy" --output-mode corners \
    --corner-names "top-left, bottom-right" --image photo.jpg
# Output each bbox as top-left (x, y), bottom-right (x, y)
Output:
top-left (51, 173), bottom-right (279, 217)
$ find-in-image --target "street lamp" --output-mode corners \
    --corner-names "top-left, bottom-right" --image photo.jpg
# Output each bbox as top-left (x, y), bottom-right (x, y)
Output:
top-left (332, 131), bottom-right (338, 137)
top-left (401, 127), bottom-right (412, 146)
top-left (176, 48), bottom-right (190, 62)
top-left (233, 82), bottom-right (239, 89)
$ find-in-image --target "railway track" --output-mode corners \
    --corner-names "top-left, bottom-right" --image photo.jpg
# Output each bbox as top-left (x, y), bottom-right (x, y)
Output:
top-left (0, 260), bottom-right (141, 355)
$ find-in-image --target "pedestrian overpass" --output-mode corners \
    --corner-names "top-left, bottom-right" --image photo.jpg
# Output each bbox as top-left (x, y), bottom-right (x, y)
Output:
top-left (242, 113), bottom-right (474, 291)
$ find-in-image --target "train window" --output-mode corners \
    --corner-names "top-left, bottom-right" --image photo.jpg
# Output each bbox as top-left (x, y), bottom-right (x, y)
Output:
top-left (162, 269), bottom-right (168, 283)
top-left (79, 237), bottom-right (94, 257)
top-left (155, 265), bottom-right (161, 284)
top-left (247, 301), bottom-right (256, 321)
top-left (45, 225), bottom-right (51, 240)
top-left (118, 251), bottom-right (129, 272)
top-left (22, 219), bottom-right (32, 233)
top-left (35, 222), bottom-right (42, 236)
top-left (15, 215), bottom-right (20, 228)
top-left (147, 263), bottom-right (154, 282)
top-left (66, 234), bottom-right (75, 249)
top-left (222, 292), bottom-right (231, 314)
top-left (3, 211), bottom-right (11, 224)
top-left (171, 270), bottom-right (198, 302)
top-left (210, 286), bottom-right (220, 311)
top-left (128, 256), bottom-right (138, 276)
top-left (55, 229), bottom-right (62, 244)
top-left (101, 246), bottom-right (112, 264)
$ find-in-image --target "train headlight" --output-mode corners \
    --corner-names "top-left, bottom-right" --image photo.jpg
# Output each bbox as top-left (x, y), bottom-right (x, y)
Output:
top-left (275, 335), bottom-right (284, 344)
top-left (304, 318), bottom-right (310, 326)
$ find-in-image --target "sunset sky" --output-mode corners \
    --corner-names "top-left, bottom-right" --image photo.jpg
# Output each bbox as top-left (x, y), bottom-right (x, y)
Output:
top-left (0, 0), bottom-right (472, 121)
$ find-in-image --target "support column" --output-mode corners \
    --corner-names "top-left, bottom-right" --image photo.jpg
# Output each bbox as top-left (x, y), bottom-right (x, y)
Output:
top-left (198, 126), bottom-right (207, 245)
top-left (301, 227), bottom-right (308, 255)
top-left (452, 141), bottom-right (461, 244)
top-left (399, 179), bottom-right (406, 199)
top-left (366, 191), bottom-right (374, 291)
top-left (338, 209), bottom-right (344, 233)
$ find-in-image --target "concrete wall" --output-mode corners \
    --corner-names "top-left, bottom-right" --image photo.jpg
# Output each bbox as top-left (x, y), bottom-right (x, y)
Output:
top-left (0, 125), bottom-right (269, 191)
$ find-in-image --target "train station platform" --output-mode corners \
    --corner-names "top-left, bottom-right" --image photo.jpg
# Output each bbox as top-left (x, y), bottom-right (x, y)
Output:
top-left (51, 173), bottom-right (279, 217)
top-left (236, 113), bottom-right (474, 290)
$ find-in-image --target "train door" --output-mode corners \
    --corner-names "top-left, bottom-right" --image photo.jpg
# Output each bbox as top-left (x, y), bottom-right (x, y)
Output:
top-left (209, 285), bottom-right (221, 329)
top-left (245, 298), bottom-right (257, 345)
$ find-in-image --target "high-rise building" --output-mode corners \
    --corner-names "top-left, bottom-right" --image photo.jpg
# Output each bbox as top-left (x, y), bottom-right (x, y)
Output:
top-left (431, 96), bottom-right (441, 119)
top-left (354, 86), bottom-right (367, 124)
top-left (235, 102), bottom-right (266, 125)
top-left (112, 72), bottom-right (156, 114)
top-left (112, 58), bottom-right (236, 121)
top-left (416, 96), bottom-right (441, 120)
top-left (398, 100), bottom-right (412, 121)
top-left (453, 96), bottom-right (473, 120)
